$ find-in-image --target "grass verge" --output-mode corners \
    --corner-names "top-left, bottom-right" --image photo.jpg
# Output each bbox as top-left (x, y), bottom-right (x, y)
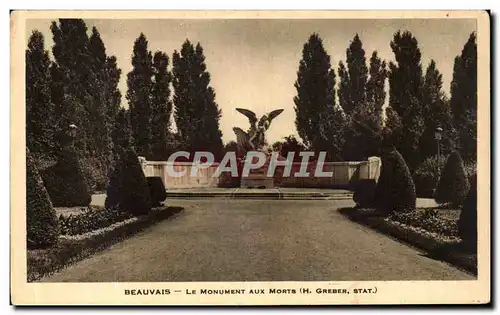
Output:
top-left (27, 206), bottom-right (183, 282)
top-left (338, 207), bottom-right (477, 276)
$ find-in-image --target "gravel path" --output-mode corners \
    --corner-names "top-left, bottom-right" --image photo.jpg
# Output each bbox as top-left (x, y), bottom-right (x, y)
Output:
top-left (43, 199), bottom-right (474, 282)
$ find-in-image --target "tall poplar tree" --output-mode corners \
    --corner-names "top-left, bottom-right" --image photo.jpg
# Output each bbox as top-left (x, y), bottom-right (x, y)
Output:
top-left (388, 30), bottom-right (425, 169)
top-left (88, 27), bottom-right (112, 161)
top-left (419, 60), bottom-right (454, 159)
top-left (339, 35), bottom-right (382, 161)
top-left (126, 33), bottom-right (153, 158)
top-left (337, 34), bottom-right (368, 116)
top-left (150, 51), bottom-right (173, 160)
top-left (450, 32), bottom-right (477, 161)
top-left (26, 30), bottom-right (55, 158)
top-left (294, 33), bottom-right (342, 159)
top-left (366, 51), bottom-right (387, 131)
top-left (51, 19), bottom-right (94, 154)
top-left (112, 108), bottom-right (133, 153)
top-left (104, 56), bottom-right (122, 122)
top-left (172, 40), bottom-right (224, 160)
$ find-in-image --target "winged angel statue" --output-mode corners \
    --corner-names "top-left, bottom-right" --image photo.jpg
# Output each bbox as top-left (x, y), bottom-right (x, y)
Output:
top-left (233, 108), bottom-right (284, 155)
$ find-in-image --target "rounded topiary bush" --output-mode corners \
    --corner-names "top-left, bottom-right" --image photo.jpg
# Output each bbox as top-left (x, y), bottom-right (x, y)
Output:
top-left (106, 148), bottom-right (151, 216)
top-left (434, 151), bottom-right (470, 207)
top-left (27, 149), bottom-right (59, 248)
top-left (375, 149), bottom-right (416, 214)
top-left (458, 175), bottom-right (477, 251)
top-left (42, 147), bottom-right (91, 207)
top-left (413, 155), bottom-right (446, 198)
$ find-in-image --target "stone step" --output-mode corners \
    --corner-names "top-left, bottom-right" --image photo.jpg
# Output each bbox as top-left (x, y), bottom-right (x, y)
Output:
top-left (165, 189), bottom-right (353, 200)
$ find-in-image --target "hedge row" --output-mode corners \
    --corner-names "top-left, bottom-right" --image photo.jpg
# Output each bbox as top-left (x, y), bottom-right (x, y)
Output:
top-left (389, 209), bottom-right (458, 237)
top-left (58, 206), bottom-right (132, 236)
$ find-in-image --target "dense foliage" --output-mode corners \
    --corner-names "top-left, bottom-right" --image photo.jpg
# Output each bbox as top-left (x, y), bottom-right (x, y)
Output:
top-left (271, 135), bottom-right (307, 161)
top-left (48, 19), bottom-right (121, 190)
top-left (413, 155), bottom-right (446, 198)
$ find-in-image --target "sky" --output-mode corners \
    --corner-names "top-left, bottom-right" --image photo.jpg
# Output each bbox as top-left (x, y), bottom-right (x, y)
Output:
top-left (25, 18), bottom-right (476, 145)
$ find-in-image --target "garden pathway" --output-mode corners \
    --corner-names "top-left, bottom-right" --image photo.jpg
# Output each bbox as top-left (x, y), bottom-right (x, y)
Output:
top-left (44, 199), bottom-right (473, 282)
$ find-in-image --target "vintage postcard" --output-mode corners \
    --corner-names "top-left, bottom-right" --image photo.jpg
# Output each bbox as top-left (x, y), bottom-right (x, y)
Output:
top-left (11, 10), bottom-right (490, 305)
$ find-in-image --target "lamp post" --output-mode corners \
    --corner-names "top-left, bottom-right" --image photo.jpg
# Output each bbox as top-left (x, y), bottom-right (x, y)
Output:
top-left (434, 126), bottom-right (443, 158)
top-left (434, 126), bottom-right (443, 178)
top-left (69, 123), bottom-right (78, 149)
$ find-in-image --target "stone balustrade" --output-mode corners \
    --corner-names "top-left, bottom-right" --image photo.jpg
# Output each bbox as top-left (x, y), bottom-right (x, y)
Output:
top-left (140, 156), bottom-right (381, 190)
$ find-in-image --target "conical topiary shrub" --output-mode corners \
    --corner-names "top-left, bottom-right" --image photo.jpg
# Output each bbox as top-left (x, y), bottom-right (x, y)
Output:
top-left (106, 147), bottom-right (151, 216)
top-left (26, 149), bottom-right (59, 248)
top-left (375, 149), bottom-right (416, 214)
top-left (42, 147), bottom-right (91, 207)
top-left (458, 174), bottom-right (477, 251)
top-left (434, 151), bottom-right (471, 207)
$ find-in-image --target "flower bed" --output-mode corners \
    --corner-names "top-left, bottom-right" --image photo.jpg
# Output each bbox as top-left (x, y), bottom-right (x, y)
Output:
top-left (27, 206), bottom-right (183, 282)
top-left (388, 209), bottom-right (458, 237)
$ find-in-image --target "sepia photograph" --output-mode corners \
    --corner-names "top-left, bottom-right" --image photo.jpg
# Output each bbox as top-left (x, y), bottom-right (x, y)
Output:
top-left (10, 10), bottom-right (490, 305)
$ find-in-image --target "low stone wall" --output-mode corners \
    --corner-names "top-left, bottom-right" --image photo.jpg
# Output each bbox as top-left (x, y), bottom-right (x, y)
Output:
top-left (143, 162), bottom-right (220, 189)
top-left (277, 158), bottom-right (380, 188)
top-left (141, 157), bottom-right (381, 189)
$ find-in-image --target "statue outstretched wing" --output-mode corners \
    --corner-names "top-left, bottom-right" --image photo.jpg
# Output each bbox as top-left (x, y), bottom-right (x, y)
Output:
top-left (258, 109), bottom-right (284, 128)
top-left (267, 109), bottom-right (284, 122)
top-left (236, 108), bottom-right (258, 128)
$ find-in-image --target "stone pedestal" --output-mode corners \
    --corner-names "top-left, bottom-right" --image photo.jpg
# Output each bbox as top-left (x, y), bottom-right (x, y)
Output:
top-left (240, 174), bottom-right (274, 189)
top-left (239, 153), bottom-right (275, 189)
